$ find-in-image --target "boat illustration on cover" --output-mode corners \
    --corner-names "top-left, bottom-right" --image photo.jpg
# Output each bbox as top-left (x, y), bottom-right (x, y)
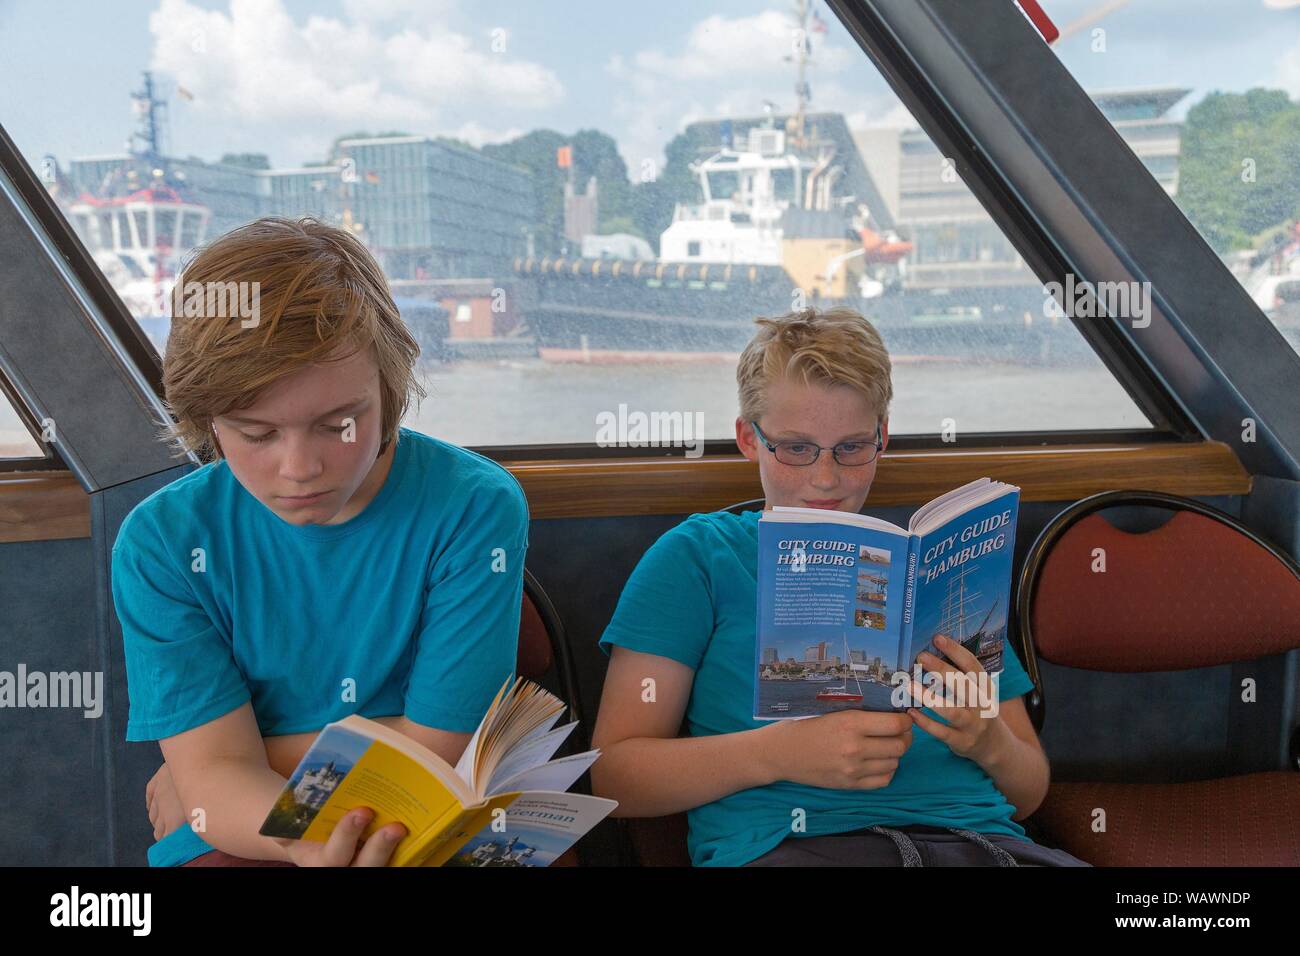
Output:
top-left (816, 635), bottom-right (867, 703)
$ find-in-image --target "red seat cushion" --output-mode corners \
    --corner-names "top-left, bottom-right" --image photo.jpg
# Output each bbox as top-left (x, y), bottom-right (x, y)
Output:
top-left (1032, 511), bottom-right (1300, 671)
top-left (1028, 771), bottom-right (1300, 866)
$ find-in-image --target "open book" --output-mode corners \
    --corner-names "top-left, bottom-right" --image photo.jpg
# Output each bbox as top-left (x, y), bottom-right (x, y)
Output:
top-left (259, 678), bottom-right (617, 866)
top-left (754, 477), bottom-right (1020, 719)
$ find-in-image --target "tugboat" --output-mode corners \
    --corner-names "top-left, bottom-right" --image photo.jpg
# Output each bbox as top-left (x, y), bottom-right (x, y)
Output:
top-left (520, 1), bottom-right (916, 362)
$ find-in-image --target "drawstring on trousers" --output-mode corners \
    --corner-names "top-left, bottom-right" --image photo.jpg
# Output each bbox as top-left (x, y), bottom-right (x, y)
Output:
top-left (865, 825), bottom-right (1019, 866)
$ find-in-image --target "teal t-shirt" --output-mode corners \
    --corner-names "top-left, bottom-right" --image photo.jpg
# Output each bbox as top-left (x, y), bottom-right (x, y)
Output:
top-left (598, 509), bottom-right (1036, 867)
top-left (112, 426), bottom-right (529, 866)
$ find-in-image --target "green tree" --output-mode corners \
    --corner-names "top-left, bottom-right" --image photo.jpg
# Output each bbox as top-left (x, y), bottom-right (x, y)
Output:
top-left (569, 129), bottom-right (632, 233)
top-left (629, 126), bottom-right (709, 255)
top-left (1177, 89), bottom-right (1300, 252)
top-left (482, 129), bottom-right (569, 255)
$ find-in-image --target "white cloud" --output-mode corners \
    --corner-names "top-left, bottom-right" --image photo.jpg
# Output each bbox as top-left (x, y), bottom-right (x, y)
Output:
top-left (342, 0), bottom-right (457, 23)
top-left (630, 10), bottom-right (856, 81)
top-left (606, 8), bottom-right (905, 170)
top-left (148, 0), bottom-right (561, 162)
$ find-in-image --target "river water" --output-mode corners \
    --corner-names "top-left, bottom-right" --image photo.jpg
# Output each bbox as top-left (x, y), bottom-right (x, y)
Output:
top-left (0, 356), bottom-right (1152, 457)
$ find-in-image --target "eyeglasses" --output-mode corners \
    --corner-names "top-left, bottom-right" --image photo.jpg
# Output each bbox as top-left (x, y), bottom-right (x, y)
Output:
top-left (750, 421), bottom-right (883, 467)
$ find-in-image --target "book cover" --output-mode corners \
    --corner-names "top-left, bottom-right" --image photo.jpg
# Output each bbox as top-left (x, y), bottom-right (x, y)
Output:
top-left (754, 480), bottom-right (1021, 719)
top-left (258, 678), bottom-right (617, 866)
top-left (755, 516), bottom-right (913, 718)
top-left (905, 489), bottom-right (1019, 680)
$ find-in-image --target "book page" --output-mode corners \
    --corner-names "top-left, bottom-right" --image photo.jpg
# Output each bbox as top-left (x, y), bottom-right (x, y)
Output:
top-left (484, 720), bottom-right (579, 794)
top-left (487, 750), bottom-right (601, 797)
top-left (768, 505), bottom-right (907, 535)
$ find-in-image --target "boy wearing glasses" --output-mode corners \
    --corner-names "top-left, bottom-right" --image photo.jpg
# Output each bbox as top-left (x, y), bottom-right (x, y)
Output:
top-left (590, 307), bottom-right (1086, 866)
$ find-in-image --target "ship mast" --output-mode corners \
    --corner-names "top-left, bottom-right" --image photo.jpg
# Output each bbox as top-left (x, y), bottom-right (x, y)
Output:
top-left (130, 71), bottom-right (167, 165)
top-left (786, 0), bottom-right (814, 151)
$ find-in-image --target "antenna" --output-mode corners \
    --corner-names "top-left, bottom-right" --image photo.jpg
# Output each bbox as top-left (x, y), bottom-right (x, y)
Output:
top-left (786, 0), bottom-right (814, 150)
top-left (130, 71), bottom-right (168, 164)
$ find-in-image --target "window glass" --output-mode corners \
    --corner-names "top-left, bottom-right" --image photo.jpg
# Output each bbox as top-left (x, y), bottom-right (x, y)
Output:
top-left (1, 0), bottom-right (1155, 449)
top-left (0, 386), bottom-right (42, 459)
top-left (1042, 0), bottom-right (1300, 358)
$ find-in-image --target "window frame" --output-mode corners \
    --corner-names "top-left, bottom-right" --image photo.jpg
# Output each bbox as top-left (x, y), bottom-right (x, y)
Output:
top-left (4, 0), bottom-right (1292, 487)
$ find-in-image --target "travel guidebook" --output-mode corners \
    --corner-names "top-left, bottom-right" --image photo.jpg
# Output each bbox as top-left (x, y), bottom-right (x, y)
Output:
top-left (754, 477), bottom-right (1020, 719)
top-left (259, 678), bottom-right (616, 866)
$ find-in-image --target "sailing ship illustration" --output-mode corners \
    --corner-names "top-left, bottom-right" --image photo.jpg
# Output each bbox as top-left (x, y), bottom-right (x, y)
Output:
top-left (816, 634), bottom-right (868, 703)
top-left (917, 563), bottom-right (1004, 672)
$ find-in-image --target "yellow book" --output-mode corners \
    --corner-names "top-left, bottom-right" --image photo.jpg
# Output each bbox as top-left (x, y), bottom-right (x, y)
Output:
top-left (258, 677), bottom-right (617, 867)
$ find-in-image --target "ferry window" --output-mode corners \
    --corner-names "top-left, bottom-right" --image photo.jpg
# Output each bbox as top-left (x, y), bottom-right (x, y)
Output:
top-left (0, 386), bottom-right (42, 459)
top-left (772, 167), bottom-right (797, 202)
top-left (1042, 0), bottom-right (1300, 359)
top-left (1, 1), bottom-right (1157, 449)
top-left (707, 170), bottom-right (741, 200)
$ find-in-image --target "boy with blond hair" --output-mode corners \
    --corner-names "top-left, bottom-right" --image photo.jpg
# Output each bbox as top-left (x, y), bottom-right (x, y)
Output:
top-left (114, 217), bottom-right (528, 866)
top-left (591, 306), bottom-right (1087, 866)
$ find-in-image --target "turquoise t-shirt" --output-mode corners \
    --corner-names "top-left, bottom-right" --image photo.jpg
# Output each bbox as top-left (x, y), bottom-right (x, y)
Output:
top-left (112, 426), bottom-right (529, 866)
top-left (598, 509), bottom-right (1036, 867)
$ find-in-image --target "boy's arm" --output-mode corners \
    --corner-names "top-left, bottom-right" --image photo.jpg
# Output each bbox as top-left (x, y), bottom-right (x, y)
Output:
top-left (262, 717), bottom-right (471, 778)
top-left (969, 696), bottom-right (1051, 820)
top-left (591, 647), bottom-right (782, 817)
top-left (160, 701), bottom-right (298, 862)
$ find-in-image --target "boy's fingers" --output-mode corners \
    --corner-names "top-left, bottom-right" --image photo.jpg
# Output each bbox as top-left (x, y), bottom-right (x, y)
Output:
top-left (853, 712), bottom-right (913, 735)
top-left (322, 809), bottom-right (371, 865)
top-left (936, 636), bottom-right (984, 673)
top-left (354, 825), bottom-right (405, 867)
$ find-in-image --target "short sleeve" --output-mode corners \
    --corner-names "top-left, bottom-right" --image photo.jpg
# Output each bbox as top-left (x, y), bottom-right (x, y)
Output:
top-left (996, 633), bottom-right (1035, 701)
top-left (404, 474), bottom-right (529, 733)
top-left (598, 518), bottom-right (716, 671)
top-left (112, 511), bottom-right (250, 741)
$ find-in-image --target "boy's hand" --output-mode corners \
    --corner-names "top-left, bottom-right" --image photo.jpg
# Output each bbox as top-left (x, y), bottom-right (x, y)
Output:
top-left (145, 762), bottom-right (189, 841)
top-left (271, 808), bottom-right (408, 867)
top-left (906, 635), bottom-right (1008, 765)
top-left (763, 709), bottom-right (913, 790)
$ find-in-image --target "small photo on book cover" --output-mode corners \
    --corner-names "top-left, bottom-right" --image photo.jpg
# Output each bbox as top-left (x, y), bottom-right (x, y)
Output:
top-left (261, 724), bottom-right (372, 839)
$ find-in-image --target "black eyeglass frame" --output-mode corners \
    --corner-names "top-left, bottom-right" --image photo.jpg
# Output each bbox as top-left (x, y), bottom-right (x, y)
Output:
top-left (749, 420), bottom-right (885, 466)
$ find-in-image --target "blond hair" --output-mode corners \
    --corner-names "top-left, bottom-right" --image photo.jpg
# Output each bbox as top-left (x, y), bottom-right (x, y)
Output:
top-left (158, 217), bottom-right (424, 461)
top-left (736, 306), bottom-right (893, 422)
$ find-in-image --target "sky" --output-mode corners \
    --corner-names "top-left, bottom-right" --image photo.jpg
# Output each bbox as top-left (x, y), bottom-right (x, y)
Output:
top-left (1, 0), bottom-right (1298, 178)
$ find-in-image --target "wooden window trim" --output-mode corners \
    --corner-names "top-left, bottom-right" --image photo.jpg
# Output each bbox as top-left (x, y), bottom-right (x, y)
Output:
top-left (0, 439), bottom-right (1248, 542)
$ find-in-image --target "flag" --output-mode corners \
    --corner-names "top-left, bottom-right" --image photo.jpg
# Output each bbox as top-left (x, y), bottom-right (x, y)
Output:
top-left (556, 145), bottom-right (572, 169)
top-left (364, 170), bottom-right (380, 184)
top-left (811, 9), bottom-right (828, 32)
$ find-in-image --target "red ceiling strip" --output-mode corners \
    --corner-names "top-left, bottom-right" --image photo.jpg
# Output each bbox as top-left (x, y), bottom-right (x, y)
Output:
top-left (1016, 0), bottom-right (1060, 44)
